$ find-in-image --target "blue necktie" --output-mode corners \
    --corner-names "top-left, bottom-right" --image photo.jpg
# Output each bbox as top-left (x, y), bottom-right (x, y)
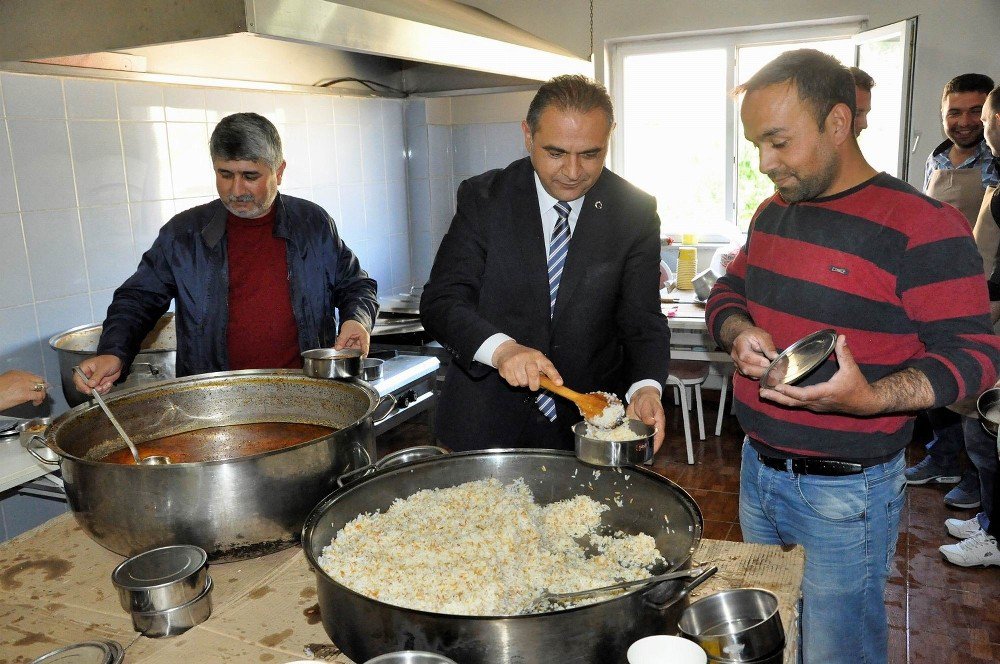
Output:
top-left (536, 201), bottom-right (572, 421)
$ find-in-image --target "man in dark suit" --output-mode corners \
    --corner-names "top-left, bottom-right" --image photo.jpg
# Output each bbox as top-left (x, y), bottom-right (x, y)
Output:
top-left (421, 75), bottom-right (670, 452)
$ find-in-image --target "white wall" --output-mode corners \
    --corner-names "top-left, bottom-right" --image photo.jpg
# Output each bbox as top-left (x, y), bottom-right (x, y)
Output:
top-left (463, 0), bottom-right (1000, 188)
top-left (0, 72), bottom-right (410, 417)
top-left (405, 91), bottom-right (532, 285)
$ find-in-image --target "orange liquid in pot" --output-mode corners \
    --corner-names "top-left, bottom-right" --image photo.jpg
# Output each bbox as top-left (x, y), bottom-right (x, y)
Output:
top-left (99, 422), bottom-right (336, 464)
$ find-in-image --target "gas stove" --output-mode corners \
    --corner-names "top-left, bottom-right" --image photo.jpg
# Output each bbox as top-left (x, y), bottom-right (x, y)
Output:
top-left (365, 351), bottom-right (439, 436)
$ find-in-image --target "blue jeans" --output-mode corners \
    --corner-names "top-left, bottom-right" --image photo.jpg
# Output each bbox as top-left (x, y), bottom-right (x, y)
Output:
top-left (924, 407), bottom-right (964, 470)
top-left (962, 416), bottom-right (997, 530)
top-left (739, 441), bottom-right (906, 664)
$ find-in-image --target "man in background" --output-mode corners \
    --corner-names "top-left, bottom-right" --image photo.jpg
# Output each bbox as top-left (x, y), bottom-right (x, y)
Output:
top-left (939, 84), bottom-right (1000, 568)
top-left (74, 113), bottom-right (377, 395)
top-left (909, 74), bottom-right (999, 508)
top-left (850, 66), bottom-right (874, 136)
top-left (421, 75), bottom-right (669, 453)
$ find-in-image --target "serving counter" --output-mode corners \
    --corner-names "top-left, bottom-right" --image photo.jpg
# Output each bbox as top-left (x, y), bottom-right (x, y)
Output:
top-left (0, 513), bottom-right (803, 663)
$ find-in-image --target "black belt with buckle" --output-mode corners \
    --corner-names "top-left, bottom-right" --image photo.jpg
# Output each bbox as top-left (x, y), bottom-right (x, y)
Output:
top-left (756, 453), bottom-right (864, 476)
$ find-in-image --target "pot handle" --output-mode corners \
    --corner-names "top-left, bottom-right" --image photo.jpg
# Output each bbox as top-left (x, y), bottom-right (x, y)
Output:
top-left (130, 362), bottom-right (161, 377)
top-left (642, 565), bottom-right (717, 612)
top-left (371, 393), bottom-right (398, 424)
top-left (25, 434), bottom-right (60, 466)
top-left (335, 445), bottom-right (450, 489)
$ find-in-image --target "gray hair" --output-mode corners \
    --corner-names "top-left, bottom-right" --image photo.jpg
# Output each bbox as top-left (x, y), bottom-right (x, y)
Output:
top-left (209, 112), bottom-right (283, 170)
top-left (525, 74), bottom-right (614, 134)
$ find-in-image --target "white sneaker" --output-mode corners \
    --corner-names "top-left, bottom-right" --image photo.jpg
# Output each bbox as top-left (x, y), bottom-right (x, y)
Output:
top-left (945, 515), bottom-right (982, 539)
top-left (939, 530), bottom-right (1000, 567)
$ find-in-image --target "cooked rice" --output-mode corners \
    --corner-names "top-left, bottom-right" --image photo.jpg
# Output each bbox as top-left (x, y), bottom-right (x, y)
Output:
top-left (587, 392), bottom-right (625, 428)
top-left (319, 478), bottom-right (663, 616)
top-left (585, 421), bottom-right (645, 441)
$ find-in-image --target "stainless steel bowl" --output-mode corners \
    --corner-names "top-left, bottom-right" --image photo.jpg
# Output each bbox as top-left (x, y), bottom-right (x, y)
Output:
top-left (364, 652), bottom-right (459, 664)
top-left (678, 588), bottom-right (784, 662)
top-left (573, 420), bottom-right (654, 467)
top-left (130, 576), bottom-right (213, 638)
top-left (692, 268), bottom-right (718, 301)
top-left (302, 348), bottom-right (363, 379)
top-left (18, 418), bottom-right (57, 463)
top-left (112, 544), bottom-right (209, 612)
top-left (361, 358), bottom-right (385, 381)
top-left (976, 387), bottom-right (1000, 437)
top-left (760, 329), bottom-right (837, 390)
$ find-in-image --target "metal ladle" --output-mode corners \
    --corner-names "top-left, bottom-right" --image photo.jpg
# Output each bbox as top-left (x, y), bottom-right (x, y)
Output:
top-left (73, 366), bottom-right (169, 465)
top-left (533, 566), bottom-right (714, 609)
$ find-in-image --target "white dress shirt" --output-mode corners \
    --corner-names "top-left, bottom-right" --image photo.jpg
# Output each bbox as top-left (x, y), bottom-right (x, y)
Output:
top-left (473, 172), bottom-right (662, 403)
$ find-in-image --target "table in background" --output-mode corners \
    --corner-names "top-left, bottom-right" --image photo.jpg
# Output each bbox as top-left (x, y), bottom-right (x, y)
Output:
top-left (0, 513), bottom-right (802, 663)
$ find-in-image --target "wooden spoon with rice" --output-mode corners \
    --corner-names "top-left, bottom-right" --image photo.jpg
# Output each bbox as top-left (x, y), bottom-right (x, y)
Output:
top-left (538, 375), bottom-right (625, 429)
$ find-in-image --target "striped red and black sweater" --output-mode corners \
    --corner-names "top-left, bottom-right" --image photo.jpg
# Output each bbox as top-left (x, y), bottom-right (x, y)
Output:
top-left (706, 172), bottom-right (1000, 460)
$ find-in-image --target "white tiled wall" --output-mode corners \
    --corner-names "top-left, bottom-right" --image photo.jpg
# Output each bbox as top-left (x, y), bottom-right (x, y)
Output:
top-left (404, 97), bottom-right (527, 285)
top-left (0, 72), bottom-right (410, 417)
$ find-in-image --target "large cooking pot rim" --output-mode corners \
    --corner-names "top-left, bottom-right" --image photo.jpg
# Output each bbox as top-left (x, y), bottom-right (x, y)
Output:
top-left (44, 369), bottom-right (380, 468)
top-left (48, 313), bottom-right (176, 354)
top-left (302, 448), bottom-right (702, 620)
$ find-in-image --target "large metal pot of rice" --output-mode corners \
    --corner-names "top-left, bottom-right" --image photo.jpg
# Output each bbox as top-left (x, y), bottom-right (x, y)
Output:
top-left (302, 449), bottom-right (705, 664)
top-left (27, 370), bottom-right (379, 562)
top-left (50, 314), bottom-right (176, 407)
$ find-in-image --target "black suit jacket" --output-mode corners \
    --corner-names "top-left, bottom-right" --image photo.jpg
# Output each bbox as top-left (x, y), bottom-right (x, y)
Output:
top-left (420, 158), bottom-right (671, 451)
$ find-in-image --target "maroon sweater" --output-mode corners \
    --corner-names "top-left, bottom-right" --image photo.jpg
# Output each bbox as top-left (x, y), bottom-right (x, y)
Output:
top-left (706, 173), bottom-right (1000, 460)
top-left (226, 207), bottom-right (302, 370)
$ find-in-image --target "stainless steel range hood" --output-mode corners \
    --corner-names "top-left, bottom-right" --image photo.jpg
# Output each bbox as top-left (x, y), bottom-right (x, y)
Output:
top-left (0, 0), bottom-right (591, 94)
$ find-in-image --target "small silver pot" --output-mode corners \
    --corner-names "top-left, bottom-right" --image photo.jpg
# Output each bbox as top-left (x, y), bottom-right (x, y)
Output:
top-left (361, 358), bottom-right (385, 381)
top-left (365, 652), bottom-right (459, 664)
top-left (130, 576), bottom-right (213, 638)
top-left (302, 348), bottom-right (363, 379)
top-left (692, 268), bottom-right (718, 301)
top-left (678, 588), bottom-right (783, 662)
top-left (976, 387), bottom-right (1000, 437)
top-left (573, 420), bottom-right (654, 467)
top-left (112, 544), bottom-right (209, 612)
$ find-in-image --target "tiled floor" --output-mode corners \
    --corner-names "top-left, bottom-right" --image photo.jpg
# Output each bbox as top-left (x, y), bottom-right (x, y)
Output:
top-left (380, 396), bottom-right (1000, 664)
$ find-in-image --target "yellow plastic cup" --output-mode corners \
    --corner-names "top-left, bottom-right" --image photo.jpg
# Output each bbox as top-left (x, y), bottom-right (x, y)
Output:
top-left (682, 233), bottom-right (697, 246)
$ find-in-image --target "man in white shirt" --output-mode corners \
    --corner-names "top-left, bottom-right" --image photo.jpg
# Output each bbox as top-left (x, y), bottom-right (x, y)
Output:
top-left (421, 75), bottom-right (670, 452)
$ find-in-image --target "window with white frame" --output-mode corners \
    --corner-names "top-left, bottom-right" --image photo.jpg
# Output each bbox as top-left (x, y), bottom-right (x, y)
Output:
top-left (610, 20), bottom-right (915, 239)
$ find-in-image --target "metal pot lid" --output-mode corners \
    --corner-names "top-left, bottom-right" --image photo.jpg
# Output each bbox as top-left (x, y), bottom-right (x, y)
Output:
top-left (30, 640), bottom-right (124, 664)
top-left (112, 544), bottom-right (208, 591)
top-left (760, 329), bottom-right (837, 390)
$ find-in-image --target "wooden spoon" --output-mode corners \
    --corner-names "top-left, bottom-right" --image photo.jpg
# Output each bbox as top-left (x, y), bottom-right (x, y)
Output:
top-left (538, 375), bottom-right (625, 427)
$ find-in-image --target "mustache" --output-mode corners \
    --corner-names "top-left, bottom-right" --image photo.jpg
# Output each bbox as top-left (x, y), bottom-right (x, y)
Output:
top-left (227, 195), bottom-right (255, 203)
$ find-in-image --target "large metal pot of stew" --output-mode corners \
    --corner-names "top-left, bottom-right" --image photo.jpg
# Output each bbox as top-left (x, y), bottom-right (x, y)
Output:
top-left (302, 449), bottom-right (707, 664)
top-left (26, 370), bottom-right (381, 561)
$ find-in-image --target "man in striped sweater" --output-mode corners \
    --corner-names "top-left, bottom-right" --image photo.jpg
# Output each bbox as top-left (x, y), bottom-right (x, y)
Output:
top-left (706, 50), bottom-right (1000, 664)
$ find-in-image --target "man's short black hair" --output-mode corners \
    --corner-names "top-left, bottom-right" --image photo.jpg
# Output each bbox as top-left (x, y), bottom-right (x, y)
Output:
top-left (942, 73), bottom-right (995, 102)
top-left (525, 75), bottom-right (614, 134)
top-left (734, 49), bottom-right (855, 130)
top-left (850, 67), bottom-right (875, 92)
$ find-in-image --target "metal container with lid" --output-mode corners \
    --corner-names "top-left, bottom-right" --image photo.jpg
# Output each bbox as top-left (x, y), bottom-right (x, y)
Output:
top-left (30, 640), bottom-right (124, 664)
top-left (112, 544), bottom-right (209, 612)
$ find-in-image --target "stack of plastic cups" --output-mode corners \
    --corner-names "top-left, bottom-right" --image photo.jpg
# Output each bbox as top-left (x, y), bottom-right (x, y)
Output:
top-left (676, 246), bottom-right (698, 291)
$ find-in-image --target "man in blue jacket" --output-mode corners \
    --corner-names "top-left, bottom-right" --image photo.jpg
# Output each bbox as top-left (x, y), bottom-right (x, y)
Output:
top-left (74, 113), bottom-right (377, 395)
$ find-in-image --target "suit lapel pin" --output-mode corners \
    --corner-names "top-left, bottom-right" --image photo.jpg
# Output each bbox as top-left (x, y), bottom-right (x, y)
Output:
top-left (594, 200), bottom-right (603, 209)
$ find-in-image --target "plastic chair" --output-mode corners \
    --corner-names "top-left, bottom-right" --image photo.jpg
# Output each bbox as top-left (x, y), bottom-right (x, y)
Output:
top-left (714, 364), bottom-right (735, 436)
top-left (665, 360), bottom-right (709, 465)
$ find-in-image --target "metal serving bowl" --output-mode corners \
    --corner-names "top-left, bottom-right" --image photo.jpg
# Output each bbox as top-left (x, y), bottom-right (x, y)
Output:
top-left (112, 544), bottom-right (209, 612)
top-left (976, 387), bottom-right (1000, 437)
top-left (364, 652), bottom-right (459, 664)
top-left (361, 358), bottom-right (385, 381)
top-left (130, 576), bottom-right (213, 638)
top-left (573, 420), bottom-right (655, 467)
top-left (302, 348), bottom-right (363, 379)
top-left (677, 588), bottom-right (784, 662)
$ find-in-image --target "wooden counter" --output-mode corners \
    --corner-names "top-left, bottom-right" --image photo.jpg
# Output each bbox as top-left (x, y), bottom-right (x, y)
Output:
top-left (0, 514), bottom-right (802, 663)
